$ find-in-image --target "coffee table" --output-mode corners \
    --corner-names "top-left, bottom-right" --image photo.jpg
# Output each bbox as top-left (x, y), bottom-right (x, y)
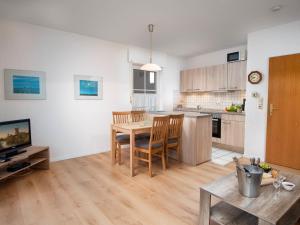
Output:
top-left (199, 172), bottom-right (300, 225)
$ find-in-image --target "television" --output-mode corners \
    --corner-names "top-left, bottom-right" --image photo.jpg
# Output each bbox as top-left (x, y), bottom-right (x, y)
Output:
top-left (0, 119), bottom-right (31, 158)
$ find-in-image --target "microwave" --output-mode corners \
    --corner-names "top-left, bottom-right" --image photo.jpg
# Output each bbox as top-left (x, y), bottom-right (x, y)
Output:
top-left (227, 50), bottom-right (247, 62)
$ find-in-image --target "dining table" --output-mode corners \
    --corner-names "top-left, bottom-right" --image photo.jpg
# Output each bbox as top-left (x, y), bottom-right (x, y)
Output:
top-left (111, 120), bottom-right (153, 177)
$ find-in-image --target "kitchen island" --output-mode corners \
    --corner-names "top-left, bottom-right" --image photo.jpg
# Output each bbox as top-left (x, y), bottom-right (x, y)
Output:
top-left (150, 111), bottom-right (212, 166)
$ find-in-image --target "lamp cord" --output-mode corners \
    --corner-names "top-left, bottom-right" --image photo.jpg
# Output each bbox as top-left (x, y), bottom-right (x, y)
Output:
top-left (148, 24), bottom-right (154, 64)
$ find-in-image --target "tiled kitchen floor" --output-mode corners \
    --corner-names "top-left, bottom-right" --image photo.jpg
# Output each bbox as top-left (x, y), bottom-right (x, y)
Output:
top-left (212, 147), bottom-right (243, 166)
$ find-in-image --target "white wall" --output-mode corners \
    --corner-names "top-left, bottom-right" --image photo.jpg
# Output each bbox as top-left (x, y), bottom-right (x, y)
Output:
top-left (0, 21), bottom-right (183, 161)
top-left (185, 45), bottom-right (247, 69)
top-left (244, 20), bottom-right (300, 160)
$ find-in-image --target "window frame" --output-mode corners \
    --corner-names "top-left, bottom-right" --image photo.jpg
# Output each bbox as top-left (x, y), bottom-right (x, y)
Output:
top-left (131, 64), bottom-right (161, 111)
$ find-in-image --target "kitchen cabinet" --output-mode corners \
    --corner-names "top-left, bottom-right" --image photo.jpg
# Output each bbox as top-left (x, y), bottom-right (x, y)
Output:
top-left (193, 67), bottom-right (207, 91)
top-left (180, 60), bottom-right (247, 93)
top-left (180, 69), bottom-right (193, 92)
top-left (182, 115), bottom-right (212, 166)
top-left (206, 64), bottom-right (227, 91)
top-left (227, 60), bottom-right (247, 90)
top-left (220, 114), bottom-right (245, 149)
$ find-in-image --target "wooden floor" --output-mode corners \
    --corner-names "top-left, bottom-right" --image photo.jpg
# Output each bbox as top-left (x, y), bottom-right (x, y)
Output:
top-left (0, 152), bottom-right (299, 225)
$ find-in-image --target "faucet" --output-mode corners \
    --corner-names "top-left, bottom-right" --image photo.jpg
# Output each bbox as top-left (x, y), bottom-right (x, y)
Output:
top-left (197, 105), bottom-right (202, 110)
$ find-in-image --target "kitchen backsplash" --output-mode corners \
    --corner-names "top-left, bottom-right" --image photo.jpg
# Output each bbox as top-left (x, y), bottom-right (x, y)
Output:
top-left (174, 91), bottom-right (246, 110)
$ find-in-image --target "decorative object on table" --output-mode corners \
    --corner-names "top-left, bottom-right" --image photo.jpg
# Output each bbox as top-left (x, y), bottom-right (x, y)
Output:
top-left (282, 182), bottom-right (295, 191)
top-left (248, 71), bottom-right (263, 84)
top-left (74, 75), bottom-right (103, 100)
top-left (4, 69), bottom-right (46, 100)
top-left (259, 162), bottom-right (272, 173)
top-left (233, 157), bottom-right (264, 198)
top-left (140, 24), bottom-right (162, 72)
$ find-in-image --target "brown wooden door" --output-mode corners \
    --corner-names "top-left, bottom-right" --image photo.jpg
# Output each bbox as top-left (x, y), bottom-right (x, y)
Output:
top-left (266, 53), bottom-right (300, 169)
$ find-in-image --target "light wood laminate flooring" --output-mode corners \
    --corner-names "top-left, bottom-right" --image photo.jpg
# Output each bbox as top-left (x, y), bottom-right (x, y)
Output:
top-left (0, 151), bottom-right (299, 225)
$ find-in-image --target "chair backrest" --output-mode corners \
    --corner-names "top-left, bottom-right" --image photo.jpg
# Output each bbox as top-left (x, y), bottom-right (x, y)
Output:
top-left (112, 111), bottom-right (131, 124)
top-left (149, 116), bottom-right (169, 146)
top-left (131, 110), bottom-right (146, 122)
top-left (168, 114), bottom-right (184, 139)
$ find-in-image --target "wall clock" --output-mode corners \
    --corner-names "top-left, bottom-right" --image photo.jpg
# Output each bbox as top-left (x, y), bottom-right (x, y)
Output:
top-left (248, 71), bottom-right (263, 84)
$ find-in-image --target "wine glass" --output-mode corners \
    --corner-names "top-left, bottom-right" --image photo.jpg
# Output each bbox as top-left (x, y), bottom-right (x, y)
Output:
top-left (273, 179), bottom-right (281, 190)
top-left (273, 179), bottom-right (281, 199)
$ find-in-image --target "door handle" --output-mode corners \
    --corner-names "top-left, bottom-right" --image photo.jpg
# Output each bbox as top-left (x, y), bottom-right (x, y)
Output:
top-left (269, 104), bottom-right (279, 116)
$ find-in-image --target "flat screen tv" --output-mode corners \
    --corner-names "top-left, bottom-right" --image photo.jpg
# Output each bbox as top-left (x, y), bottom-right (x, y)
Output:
top-left (0, 119), bottom-right (31, 157)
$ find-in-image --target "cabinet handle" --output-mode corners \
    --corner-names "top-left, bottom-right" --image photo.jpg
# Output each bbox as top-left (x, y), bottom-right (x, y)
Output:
top-left (222, 121), bottom-right (231, 125)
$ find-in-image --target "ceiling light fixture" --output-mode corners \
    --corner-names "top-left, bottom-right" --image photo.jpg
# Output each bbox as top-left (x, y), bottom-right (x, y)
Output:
top-left (141, 24), bottom-right (162, 72)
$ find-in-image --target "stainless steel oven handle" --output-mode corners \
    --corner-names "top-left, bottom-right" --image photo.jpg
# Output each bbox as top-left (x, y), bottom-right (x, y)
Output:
top-left (212, 119), bottom-right (219, 121)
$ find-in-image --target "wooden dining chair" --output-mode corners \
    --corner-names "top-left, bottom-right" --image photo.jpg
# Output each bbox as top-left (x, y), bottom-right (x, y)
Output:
top-left (165, 114), bottom-right (184, 166)
top-left (112, 111), bottom-right (131, 164)
top-left (134, 116), bottom-right (169, 177)
top-left (131, 110), bottom-right (146, 122)
top-left (131, 110), bottom-right (150, 139)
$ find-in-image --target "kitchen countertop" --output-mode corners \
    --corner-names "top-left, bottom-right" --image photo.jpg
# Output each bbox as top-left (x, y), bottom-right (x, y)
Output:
top-left (150, 111), bottom-right (211, 118)
top-left (175, 107), bottom-right (246, 116)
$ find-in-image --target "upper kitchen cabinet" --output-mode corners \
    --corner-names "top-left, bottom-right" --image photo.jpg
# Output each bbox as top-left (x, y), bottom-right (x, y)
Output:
top-left (206, 64), bottom-right (227, 91)
top-left (227, 60), bottom-right (247, 90)
top-left (180, 69), bottom-right (193, 92)
top-left (193, 67), bottom-right (207, 92)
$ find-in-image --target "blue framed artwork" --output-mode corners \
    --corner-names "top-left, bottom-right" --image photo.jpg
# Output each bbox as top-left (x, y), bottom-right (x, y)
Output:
top-left (13, 75), bottom-right (41, 94)
top-left (4, 69), bottom-right (46, 100)
top-left (74, 75), bottom-right (103, 100)
top-left (79, 80), bottom-right (98, 96)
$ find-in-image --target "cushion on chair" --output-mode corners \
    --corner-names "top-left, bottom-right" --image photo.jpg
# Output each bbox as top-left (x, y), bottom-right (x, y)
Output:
top-left (116, 134), bottom-right (130, 143)
top-left (135, 139), bottom-right (162, 149)
top-left (168, 138), bottom-right (178, 144)
top-left (135, 133), bottom-right (151, 140)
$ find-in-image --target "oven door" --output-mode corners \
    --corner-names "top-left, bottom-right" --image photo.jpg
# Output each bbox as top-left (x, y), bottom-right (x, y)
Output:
top-left (212, 118), bottom-right (221, 138)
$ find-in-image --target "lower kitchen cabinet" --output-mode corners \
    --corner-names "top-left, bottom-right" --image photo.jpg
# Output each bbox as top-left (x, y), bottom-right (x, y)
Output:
top-left (216, 114), bottom-right (245, 151)
top-left (181, 115), bottom-right (212, 165)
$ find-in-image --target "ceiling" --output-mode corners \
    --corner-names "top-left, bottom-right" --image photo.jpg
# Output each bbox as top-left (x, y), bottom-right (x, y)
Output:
top-left (0, 0), bottom-right (300, 57)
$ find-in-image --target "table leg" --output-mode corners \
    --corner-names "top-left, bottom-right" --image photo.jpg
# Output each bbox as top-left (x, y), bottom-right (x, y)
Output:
top-left (130, 130), bottom-right (135, 177)
top-left (199, 188), bottom-right (211, 225)
top-left (111, 126), bottom-right (116, 165)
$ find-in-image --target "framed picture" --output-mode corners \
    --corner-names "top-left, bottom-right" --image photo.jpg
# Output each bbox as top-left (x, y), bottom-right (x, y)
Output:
top-left (74, 75), bottom-right (103, 100)
top-left (4, 69), bottom-right (46, 100)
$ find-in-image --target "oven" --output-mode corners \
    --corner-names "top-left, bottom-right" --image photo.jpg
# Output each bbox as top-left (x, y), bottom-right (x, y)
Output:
top-left (212, 113), bottom-right (221, 138)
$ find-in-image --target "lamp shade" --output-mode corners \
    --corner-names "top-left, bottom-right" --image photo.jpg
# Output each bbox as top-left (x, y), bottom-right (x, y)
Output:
top-left (140, 63), bottom-right (162, 72)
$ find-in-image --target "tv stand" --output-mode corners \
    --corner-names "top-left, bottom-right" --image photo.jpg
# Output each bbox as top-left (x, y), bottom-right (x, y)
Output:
top-left (0, 146), bottom-right (49, 182)
top-left (0, 148), bottom-right (27, 160)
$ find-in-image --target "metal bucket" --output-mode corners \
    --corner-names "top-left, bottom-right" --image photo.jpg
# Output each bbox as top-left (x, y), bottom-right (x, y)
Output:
top-left (236, 165), bottom-right (263, 198)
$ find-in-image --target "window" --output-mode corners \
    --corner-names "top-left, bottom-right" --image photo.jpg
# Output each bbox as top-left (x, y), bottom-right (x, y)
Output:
top-left (132, 68), bottom-right (159, 111)
top-left (133, 69), bottom-right (157, 94)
